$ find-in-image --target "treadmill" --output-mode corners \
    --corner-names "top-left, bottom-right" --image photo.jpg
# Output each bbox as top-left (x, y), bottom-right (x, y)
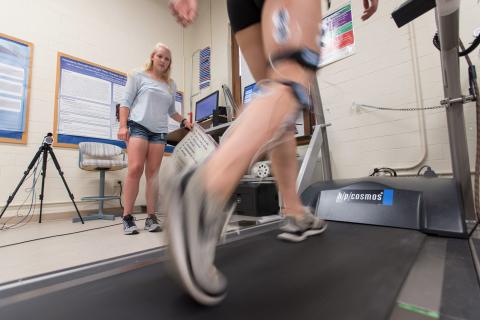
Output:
top-left (0, 1), bottom-right (479, 319)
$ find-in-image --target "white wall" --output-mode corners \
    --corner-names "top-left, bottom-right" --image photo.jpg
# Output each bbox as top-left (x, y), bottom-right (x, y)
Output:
top-left (0, 0), bottom-right (184, 217)
top-left (320, 0), bottom-right (480, 178)
top-left (185, 0), bottom-right (479, 183)
top-left (181, 0), bottom-right (231, 119)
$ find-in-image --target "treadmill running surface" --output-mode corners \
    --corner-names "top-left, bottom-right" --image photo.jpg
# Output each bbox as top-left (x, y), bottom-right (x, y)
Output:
top-left (0, 222), bottom-right (425, 320)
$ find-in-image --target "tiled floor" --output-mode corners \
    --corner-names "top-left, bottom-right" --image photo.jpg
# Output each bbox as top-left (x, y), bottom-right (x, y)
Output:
top-left (0, 213), bottom-right (281, 285)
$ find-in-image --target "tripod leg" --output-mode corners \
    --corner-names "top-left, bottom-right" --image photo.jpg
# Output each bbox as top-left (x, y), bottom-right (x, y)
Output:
top-left (47, 147), bottom-right (84, 224)
top-left (38, 147), bottom-right (49, 223)
top-left (0, 146), bottom-right (44, 221)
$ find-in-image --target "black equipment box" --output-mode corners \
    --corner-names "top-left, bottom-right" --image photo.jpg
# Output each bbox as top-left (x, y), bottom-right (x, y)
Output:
top-left (232, 181), bottom-right (279, 216)
top-left (213, 106), bottom-right (228, 126)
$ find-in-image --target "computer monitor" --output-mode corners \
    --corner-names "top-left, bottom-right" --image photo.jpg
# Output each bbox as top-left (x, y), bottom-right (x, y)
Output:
top-left (195, 90), bottom-right (219, 122)
top-left (243, 83), bottom-right (258, 104)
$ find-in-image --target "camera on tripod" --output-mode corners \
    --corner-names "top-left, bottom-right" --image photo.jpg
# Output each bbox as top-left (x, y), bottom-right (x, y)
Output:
top-left (0, 131), bottom-right (84, 224)
top-left (43, 132), bottom-right (53, 145)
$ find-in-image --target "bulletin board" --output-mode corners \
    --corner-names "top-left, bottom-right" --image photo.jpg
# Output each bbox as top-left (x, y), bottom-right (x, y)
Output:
top-left (0, 33), bottom-right (33, 144)
top-left (53, 52), bottom-right (127, 148)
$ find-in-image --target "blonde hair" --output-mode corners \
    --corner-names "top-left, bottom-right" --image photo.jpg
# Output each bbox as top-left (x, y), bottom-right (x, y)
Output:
top-left (144, 42), bottom-right (172, 82)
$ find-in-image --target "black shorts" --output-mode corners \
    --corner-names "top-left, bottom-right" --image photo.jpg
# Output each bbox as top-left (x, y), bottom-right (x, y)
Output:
top-left (227, 0), bottom-right (265, 33)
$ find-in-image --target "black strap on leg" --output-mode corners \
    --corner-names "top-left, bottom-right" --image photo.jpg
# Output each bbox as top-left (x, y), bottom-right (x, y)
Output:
top-left (277, 80), bottom-right (311, 109)
top-left (270, 48), bottom-right (320, 71)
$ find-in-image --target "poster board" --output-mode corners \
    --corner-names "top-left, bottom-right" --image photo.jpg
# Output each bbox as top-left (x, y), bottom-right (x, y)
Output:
top-left (319, 2), bottom-right (355, 67)
top-left (53, 53), bottom-right (127, 148)
top-left (0, 33), bottom-right (33, 144)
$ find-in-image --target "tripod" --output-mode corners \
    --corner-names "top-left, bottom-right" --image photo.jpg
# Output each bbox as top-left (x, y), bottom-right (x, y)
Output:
top-left (0, 134), bottom-right (84, 224)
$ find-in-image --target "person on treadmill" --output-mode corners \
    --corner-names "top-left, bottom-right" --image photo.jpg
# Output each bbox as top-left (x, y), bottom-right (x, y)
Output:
top-left (166, 0), bottom-right (379, 305)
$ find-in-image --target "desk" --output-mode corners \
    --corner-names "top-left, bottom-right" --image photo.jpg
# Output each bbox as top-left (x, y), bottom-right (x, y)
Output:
top-left (167, 120), bottom-right (310, 146)
top-left (166, 120), bottom-right (232, 146)
top-left (166, 128), bottom-right (189, 146)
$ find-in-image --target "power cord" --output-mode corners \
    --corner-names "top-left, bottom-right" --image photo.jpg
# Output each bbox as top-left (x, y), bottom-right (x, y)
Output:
top-left (417, 165), bottom-right (438, 177)
top-left (433, 32), bottom-right (480, 57)
top-left (117, 180), bottom-right (124, 209)
top-left (369, 167), bottom-right (397, 177)
top-left (0, 157), bottom-right (43, 231)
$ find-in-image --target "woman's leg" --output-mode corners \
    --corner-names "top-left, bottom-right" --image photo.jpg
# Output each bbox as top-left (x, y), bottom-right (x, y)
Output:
top-left (235, 22), bottom-right (305, 218)
top-left (203, 0), bottom-right (322, 206)
top-left (123, 137), bottom-right (149, 216)
top-left (235, 24), bottom-right (267, 81)
top-left (145, 143), bottom-right (165, 215)
top-left (269, 132), bottom-right (304, 216)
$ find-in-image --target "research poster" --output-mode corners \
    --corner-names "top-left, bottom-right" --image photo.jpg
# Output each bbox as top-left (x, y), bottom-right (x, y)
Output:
top-left (55, 53), bottom-right (126, 147)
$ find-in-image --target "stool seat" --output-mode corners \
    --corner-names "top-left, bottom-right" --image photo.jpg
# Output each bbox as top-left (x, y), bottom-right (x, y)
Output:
top-left (81, 159), bottom-right (127, 171)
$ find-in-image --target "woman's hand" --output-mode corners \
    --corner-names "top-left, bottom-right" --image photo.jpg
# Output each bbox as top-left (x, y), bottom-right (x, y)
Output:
top-left (169, 0), bottom-right (198, 27)
top-left (361, 0), bottom-right (379, 21)
top-left (183, 119), bottom-right (193, 130)
top-left (117, 126), bottom-right (129, 142)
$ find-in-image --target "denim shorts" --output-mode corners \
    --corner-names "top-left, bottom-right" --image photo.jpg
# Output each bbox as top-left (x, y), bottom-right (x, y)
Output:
top-left (128, 120), bottom-right (167, 144)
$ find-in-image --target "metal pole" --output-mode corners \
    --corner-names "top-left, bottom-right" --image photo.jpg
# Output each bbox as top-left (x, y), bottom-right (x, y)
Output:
top-left (435, 0), bottom-right (476, 223)
top-left (311, 77), bottom-right (332, 181)
top-left (296, 78), bottom-right (332, 193)
top-left (190, 49), bottom-right (201, 121)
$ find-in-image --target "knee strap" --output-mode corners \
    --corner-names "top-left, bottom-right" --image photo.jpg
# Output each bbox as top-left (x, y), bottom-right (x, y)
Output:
top-left (277, 80), bottom-right (311, 109)
top-left (270, 48), bottom-right (320, 71)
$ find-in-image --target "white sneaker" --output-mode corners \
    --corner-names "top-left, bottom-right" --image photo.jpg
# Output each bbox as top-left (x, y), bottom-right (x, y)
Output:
top-left (277, 207), bottom-right (327, 242)
top-left (122, 215), bottom-right (138, 235)
top-left (166, 167), bottom-right (234, 306)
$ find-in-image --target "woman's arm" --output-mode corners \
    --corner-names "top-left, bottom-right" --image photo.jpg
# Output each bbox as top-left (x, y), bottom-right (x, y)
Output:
top-left (117, 107), bottom-right (130, 141)
top-left (169, 0), bottom-right (198, 26)
top-left (170, 112), bottom-right (193, 130)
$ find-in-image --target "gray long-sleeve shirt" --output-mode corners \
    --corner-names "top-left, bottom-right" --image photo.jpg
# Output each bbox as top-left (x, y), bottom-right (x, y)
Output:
top-left (120, 71), bottom-right (176, 133)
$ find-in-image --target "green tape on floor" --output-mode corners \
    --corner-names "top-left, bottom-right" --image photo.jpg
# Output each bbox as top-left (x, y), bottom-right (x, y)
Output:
top-left (397, 302), bottom-right (439, 319)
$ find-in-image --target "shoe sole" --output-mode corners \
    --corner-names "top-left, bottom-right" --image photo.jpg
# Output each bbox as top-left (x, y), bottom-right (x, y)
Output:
top-left (145, 224), bottom-right (162, 232)
top-left (277, 224), bottom-right (328, 242)
top-left (167, 177), bottom-right (227, 306)
top-left (124, 229), bottom-right (139, 235)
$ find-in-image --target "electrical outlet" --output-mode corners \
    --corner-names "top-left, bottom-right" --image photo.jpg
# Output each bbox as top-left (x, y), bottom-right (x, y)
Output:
top-left (474, 26), bottom-right (480, 37)
top-left (351, 101), bottom-right (360, 112)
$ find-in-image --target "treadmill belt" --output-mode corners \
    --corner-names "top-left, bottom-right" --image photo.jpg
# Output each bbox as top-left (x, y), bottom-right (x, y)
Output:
top-left (1, 222), bottom-right (425, 320)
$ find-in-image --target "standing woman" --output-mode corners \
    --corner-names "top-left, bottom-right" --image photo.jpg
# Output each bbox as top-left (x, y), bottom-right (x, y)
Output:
top-left (118, 43), bottom-right (192, 235)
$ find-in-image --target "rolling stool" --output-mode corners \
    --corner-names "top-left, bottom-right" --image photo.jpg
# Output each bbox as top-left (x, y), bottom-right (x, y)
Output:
top-left (73, 142), bottom-right (127, 222)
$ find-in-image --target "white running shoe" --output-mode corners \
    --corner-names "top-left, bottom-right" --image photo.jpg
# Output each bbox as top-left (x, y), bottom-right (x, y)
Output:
top-left (166, 167), bottom-right (234, 306)
top-left (277, 207), bottom-right (327, 242)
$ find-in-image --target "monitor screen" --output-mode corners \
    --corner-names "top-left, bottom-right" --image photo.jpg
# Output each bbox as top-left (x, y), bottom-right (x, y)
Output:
top-left (195, 91), bottom-right (219, 122)
top-left (243, 83), bottom-right (258, 104)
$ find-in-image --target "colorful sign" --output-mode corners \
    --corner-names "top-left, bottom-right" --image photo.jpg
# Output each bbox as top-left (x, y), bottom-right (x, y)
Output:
top-left (319, 3), bottom-right (355, 67)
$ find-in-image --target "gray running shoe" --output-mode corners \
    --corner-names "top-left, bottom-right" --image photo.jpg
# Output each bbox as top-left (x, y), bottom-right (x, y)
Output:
top-left (122, 214), bottom-right (138, 235)
top-left (145, 215), bottom-right (161, 232)
top-left (277, 207), bottom-right (327, 242)
top-left (166, 167), bottom-right (234, 306)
